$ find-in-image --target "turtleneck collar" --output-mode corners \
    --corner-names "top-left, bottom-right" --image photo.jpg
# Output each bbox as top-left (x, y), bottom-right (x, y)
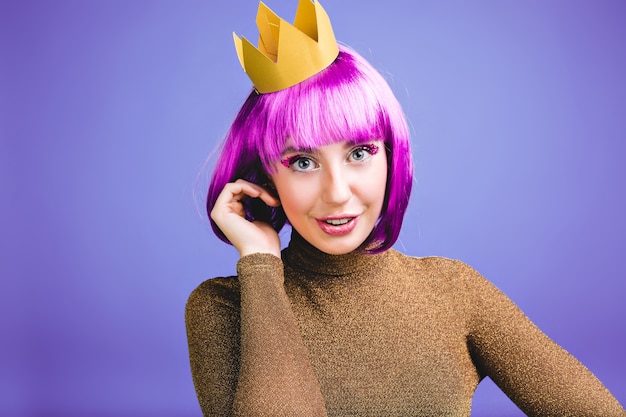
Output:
top-left (281, 230), bottom-right (388, 277)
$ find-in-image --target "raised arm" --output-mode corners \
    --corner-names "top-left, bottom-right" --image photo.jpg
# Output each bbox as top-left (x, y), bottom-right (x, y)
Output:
top-left (186, 180), bottom-right (327, 416)
top-left (233, 253), bottom-right (327, 416)
top-left (458, 261), bottom-right (625, 416)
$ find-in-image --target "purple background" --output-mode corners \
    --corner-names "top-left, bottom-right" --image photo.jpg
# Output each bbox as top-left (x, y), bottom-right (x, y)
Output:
top-left (2, 1), bottom-right (624, 416)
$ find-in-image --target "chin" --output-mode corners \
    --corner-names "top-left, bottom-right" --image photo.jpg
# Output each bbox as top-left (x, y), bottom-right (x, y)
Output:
top-left (321, 247), bottom-right (355, 255)
top-left (314, 238), bottom-right (365, 255)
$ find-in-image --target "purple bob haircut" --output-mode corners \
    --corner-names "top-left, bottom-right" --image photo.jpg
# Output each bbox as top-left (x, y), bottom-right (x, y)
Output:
top-left (207, 45), bottom-right (413, 253)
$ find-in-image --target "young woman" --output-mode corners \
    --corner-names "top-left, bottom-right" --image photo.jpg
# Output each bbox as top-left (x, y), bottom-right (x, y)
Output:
top-left (186, 2), bottom-right (625, 416)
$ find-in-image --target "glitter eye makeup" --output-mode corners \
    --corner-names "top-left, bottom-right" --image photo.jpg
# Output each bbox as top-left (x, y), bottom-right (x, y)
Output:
top-left (355, 143), bottom-right (379, 156)
top-left (280, 155), bottom-right (302, 168)
top-left (280, 154), bottom-right (319, 172)
top-left (347, 143), bottom-right (380, 163)
top-left (365, 143), bottom-right (379, 155)
top-left (280, 143), bottom-right (381, 170)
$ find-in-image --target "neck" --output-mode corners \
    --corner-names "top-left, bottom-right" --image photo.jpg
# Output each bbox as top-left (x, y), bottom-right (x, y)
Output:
top-left (282, 230), bottom-right (387, 276)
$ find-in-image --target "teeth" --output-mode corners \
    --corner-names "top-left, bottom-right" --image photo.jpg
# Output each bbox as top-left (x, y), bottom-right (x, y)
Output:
top-left (325, 218), bottom-right (350, 226)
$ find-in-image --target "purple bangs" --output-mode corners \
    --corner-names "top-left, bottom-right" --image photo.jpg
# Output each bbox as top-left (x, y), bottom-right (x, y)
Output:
top-left (207, 45), bottom-right (413, 253)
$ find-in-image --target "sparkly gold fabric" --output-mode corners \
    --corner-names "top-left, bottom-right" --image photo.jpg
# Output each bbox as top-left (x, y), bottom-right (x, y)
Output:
top-left (186, 233), bottom-right (625, 416)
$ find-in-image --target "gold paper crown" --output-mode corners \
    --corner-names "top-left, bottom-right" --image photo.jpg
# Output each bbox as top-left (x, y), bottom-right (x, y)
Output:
top-left (233, 0), bottom-right (339, 93)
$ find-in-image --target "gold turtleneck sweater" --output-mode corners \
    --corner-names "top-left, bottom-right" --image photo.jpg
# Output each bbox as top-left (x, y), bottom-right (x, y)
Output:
top-left (185, 232), bottom-right (624, 416)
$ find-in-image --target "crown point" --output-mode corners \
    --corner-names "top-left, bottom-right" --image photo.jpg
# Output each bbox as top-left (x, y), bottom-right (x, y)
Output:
top-left (233, 0), bottom-right (339, 93)
top-left (294, 0), bottom-right (319, 41)
top-left (256, 2), bottom-right (280, 60)
top-left (233, 33), bottom-right (245, 70)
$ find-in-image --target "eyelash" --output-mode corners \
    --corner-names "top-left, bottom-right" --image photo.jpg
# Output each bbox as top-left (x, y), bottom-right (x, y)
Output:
top-left (280, 144), bottom-right (380, 171)
top-left (352, 144), bottom-right (379, 159)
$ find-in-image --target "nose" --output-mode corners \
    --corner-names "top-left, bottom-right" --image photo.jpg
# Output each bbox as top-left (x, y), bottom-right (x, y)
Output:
top-left (321, 163), bottom-right (352, 205)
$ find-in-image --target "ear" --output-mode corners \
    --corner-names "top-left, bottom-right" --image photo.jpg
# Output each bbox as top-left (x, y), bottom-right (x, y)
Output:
top-left (263, 181), bottom-right (280, 200)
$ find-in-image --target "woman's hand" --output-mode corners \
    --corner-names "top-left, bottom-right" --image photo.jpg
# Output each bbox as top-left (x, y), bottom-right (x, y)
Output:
top-left (211, 179), bottom-right (282, 258)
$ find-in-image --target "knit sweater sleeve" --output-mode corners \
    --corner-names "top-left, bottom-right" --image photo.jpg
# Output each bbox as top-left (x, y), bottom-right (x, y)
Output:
top-left (185, 253), bottom-right (327, 417)
top-left (456, 261), bottom-right (625, 416)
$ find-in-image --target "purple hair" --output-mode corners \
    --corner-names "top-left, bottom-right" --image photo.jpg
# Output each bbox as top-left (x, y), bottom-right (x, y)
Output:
top-left (207, 45), bottom-right (413, 253)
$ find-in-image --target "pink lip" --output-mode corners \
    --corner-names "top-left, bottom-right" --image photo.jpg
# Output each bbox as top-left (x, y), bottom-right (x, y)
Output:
top-left (316, 215), bottom-right (359, 236)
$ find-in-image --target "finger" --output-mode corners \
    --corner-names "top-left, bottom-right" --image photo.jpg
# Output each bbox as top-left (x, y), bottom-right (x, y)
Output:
top-left (211, 180), bottom-right (279, 225)
top-left (214, 180), bottom-right (257, 206)
top-left (233, 179), bottom-right (281, 207)
top-left (211, 183), bottom-right (250, 221)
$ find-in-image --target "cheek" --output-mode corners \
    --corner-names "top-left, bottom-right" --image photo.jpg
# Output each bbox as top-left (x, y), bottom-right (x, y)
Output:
top-left (272, 176), bottom-right (316, 218)
top-left (361, 158), bottom-right (388, 209)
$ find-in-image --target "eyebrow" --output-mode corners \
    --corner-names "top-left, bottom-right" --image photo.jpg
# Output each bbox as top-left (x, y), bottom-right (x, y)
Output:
top-left (280, 140), bottom-right (359, 156)
top-left (280, 145), bottom-right (313, 155)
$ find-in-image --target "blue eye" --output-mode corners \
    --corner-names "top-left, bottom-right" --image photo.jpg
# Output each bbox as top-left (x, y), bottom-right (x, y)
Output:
top-left (281, 155), bottom-right (318, 172)
top-left (349, 144), bottom-right (379, 162)
top-left (351, 148), bottom-right (367, 161)
top-left (294, 157), bottom-right (313, 171)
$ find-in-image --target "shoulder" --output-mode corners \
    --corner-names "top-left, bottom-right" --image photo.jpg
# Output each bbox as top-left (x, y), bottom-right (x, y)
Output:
top-left (186, 253), bottom-right (284, 317)
top-left (185, 275), bottom-right (243, 346)
top-left (389, 251), bottom-right (483, 281)
top-left (389, 250), bottom-right (459, 268)
top-left (387, 251), bottom-right (494, 298)
top-left (396, 254), bottom-right (520, 316)
top-left (186, 275), bottom-right (240, 319)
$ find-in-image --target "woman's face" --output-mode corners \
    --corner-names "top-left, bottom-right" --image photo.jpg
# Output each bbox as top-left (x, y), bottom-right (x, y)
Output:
top-left (271, 140), bottom-right (387, 255)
